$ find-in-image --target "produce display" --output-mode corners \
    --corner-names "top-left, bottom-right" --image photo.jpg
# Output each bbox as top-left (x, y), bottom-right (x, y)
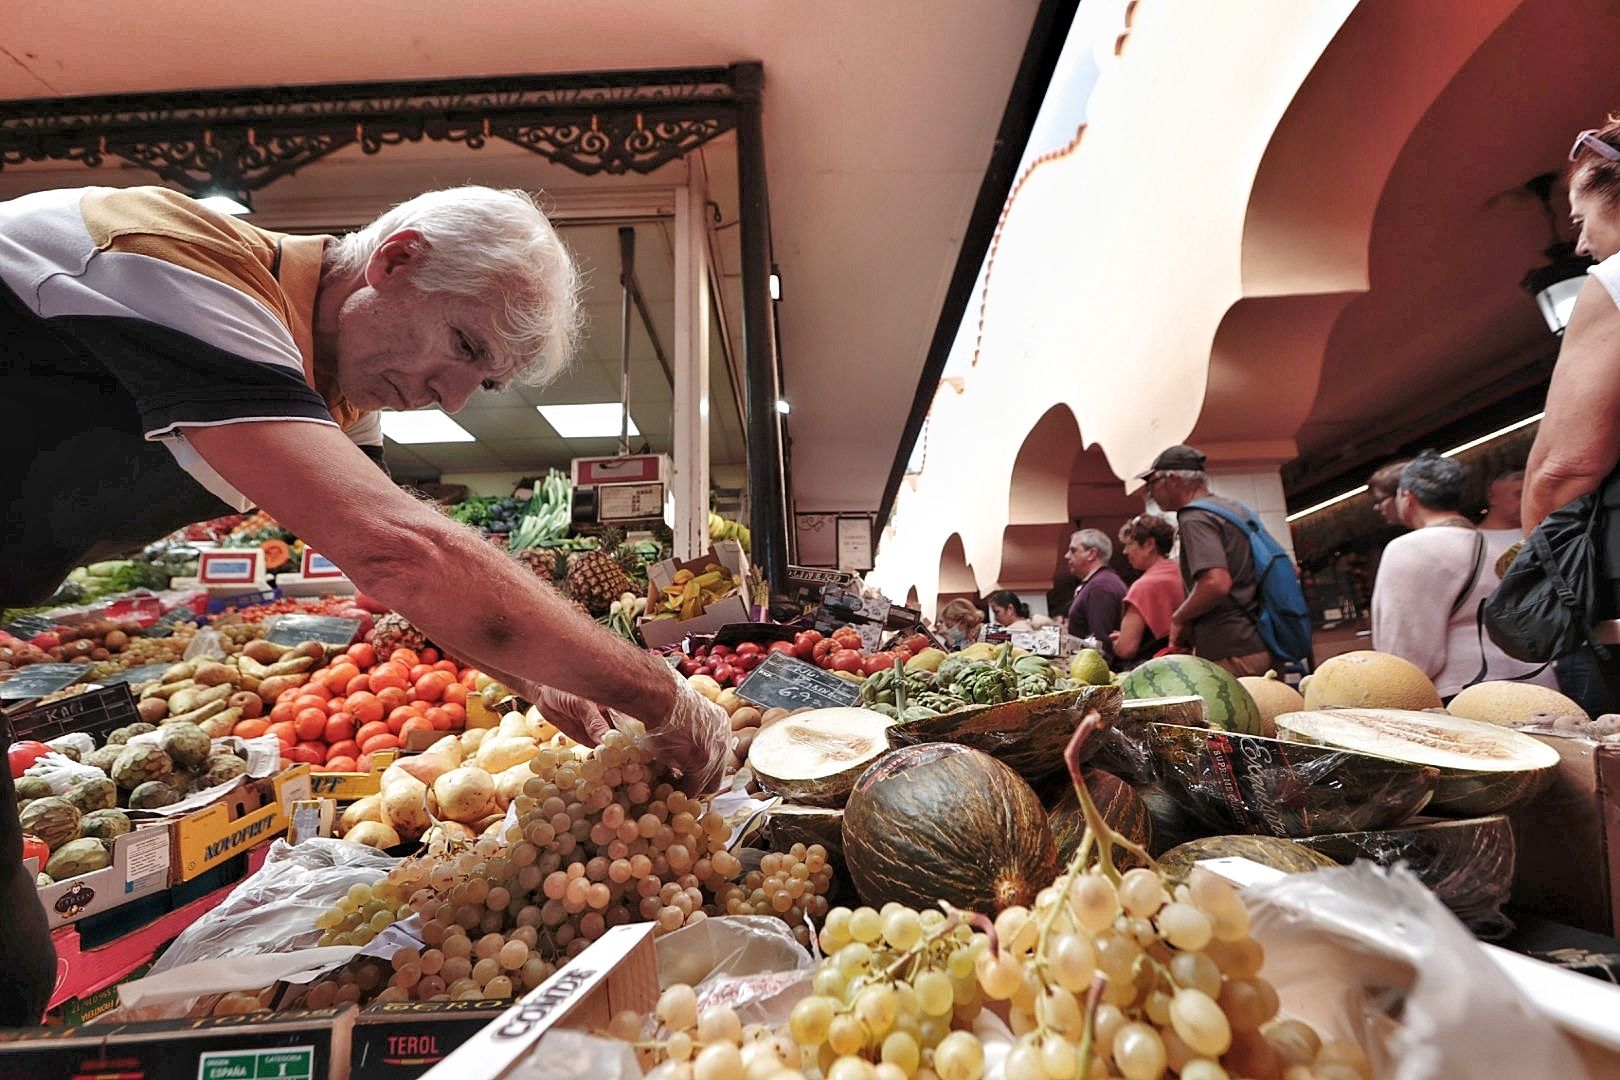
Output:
top-left (1297, 651), bottom-right (1443, 711)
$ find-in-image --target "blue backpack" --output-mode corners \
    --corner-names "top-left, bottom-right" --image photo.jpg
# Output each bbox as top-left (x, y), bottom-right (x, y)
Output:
top-left (1183, 499), bottom-right (1313, 662)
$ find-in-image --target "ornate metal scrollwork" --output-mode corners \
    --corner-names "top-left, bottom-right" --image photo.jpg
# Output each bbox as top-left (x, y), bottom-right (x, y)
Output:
top-left (0, 67), bottom-right (748, 193)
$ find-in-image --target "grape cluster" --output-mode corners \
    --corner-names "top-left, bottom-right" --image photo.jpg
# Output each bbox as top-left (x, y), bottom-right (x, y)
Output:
top-left (970, 776), bottom-right (1370, 1080)
top-left (714, 844), bottom-right (836, 948)
top-left (624, 899), bottom-right (993, 1080)
top-left (300, 731), bottom-right (829, 1007)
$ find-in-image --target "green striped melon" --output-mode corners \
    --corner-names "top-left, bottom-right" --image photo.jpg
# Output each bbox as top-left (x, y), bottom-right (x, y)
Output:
top-left (1120, 655), bottom-right (1262, 735)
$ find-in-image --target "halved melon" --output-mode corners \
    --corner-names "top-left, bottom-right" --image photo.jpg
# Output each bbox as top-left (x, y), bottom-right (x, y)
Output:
top-left (1156, 834), bottom-right (1336, 886)
top-left (1275, 708), bottom-right (1560, 815)
top-left (887, 684), bottom-right (1121, 783)
top-left (746, 708), bottom-right (893, 807)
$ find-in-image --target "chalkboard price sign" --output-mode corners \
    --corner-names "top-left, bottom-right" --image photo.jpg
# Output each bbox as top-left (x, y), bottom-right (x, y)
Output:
top-left (0, 663), bottom-right (91, 702)
top-left (736, 651), bottom-right (861, 712)
top-left (8, 684), bottom-right (139, 742)
top-left (100, 663), bottom-right (175, 688)
top-left (4, 615), bottom-right (57, 640)
top-left (264, 615), bottom-right (364, 648)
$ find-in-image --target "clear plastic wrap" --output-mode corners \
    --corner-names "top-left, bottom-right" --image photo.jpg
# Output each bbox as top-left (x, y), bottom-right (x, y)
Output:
top-left (883, 683), bottom-right (1121, 783)
top-left (1297, 815), bottom-right (1516, 939)
top-left (656, 915), bottom-right (814, 1025)
top-left (1244, 861), bottom-right (1588, 1079)
top-left (1149, 723), bottom-right (1439, 837)
top-left (148, 837), bottom-right (398, 973)
top-left (509, 1028), bottom-right (643, 1080)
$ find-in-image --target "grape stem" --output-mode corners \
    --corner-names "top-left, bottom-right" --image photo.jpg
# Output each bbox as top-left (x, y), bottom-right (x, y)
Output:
top-left (1062, 711), bottom-right (1156, 881)
top-left (1075, 973), bottom-right (1107, 1078)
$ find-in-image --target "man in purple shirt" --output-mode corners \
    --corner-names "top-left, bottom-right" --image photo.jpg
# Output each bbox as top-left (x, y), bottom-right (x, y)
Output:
top-left (1065, 528), bottom-right (1128, 665)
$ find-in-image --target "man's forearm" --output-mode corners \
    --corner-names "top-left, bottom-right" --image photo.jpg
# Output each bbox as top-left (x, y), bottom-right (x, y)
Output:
top-left (1174, 574), bottom-right (1229, 624)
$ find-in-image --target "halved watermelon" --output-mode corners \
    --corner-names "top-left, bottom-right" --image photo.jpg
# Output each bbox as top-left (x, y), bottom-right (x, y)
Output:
top-left (1149, 723), bottom-right (1438, 837)
top-left (1275, 709), bottom-right (1560, 816)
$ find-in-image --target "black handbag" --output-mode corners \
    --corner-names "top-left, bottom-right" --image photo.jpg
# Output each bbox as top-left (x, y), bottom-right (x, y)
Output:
top-left (1481, 476), bottom-right (1616, 663)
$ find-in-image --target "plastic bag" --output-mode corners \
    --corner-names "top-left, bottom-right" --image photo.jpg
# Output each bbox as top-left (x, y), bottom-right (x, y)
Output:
top-left (148, 837), bottom-right (398, 973)
top-left (183, 626), bottom-right (228, 660)
top-left (1244, 861), bottom-right (1587, 1079)
top-left (656, 916), bottom-right (814, 1026)
top-left (509, 1028), bottom-right (643, 1080)
top-left (23, 750), bottom-right (107, 793)
top-left (1148, 723), bottom-right (1438, 837)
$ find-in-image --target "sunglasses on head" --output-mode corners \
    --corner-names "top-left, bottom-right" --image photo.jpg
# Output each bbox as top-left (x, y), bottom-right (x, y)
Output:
top-left (1570, 129), bottom-right (1620, 163)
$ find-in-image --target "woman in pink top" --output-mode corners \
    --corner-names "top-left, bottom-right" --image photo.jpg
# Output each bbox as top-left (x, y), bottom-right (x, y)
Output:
top-left (1111, 514), bottom-right (1185, 666)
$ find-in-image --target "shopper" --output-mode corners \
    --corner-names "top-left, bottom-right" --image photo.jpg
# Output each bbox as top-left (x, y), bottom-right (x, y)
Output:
top-left (1373, 453), bottom-right (1557, 699)
top-left (0, 186), bottom-right (728, 784)
top-left (937, 598), bottom-right (986, 649)
top-left (1368, 459), bottom-right (1413, 528)
top-left (1110, 514), bottom-right (1184, 666)
top-left (986, 590), bottom-right (1033, 631)
top-left (1477, 468), bottom-right (1525, 542)
top-left (1523, 118), bottom-right (1620, 704)
top-left (1064, 529), bottom-right (1127, 664)
top-left (1140, 445), bottom-right (1273, 676)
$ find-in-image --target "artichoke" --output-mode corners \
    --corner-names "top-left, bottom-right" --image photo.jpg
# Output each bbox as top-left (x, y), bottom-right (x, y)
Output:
top-left (112, 744), bottom-right (173, 790)
top-left (46, 838), bottom-right (112, 881)
top-left (20, 797), bottom-right (82, 850)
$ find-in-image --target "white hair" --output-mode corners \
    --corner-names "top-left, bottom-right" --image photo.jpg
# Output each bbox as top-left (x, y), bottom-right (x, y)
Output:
top-left (329, 186), bottom-right (582, 386)
top-left (1072, 528), bottom-right (1113, 562)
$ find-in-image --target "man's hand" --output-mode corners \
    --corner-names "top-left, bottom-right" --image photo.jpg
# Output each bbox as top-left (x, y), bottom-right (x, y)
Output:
top-left (1169, 616), bottom-right (1187, 649)
top-left (532, 686), bottom-right (616, 747)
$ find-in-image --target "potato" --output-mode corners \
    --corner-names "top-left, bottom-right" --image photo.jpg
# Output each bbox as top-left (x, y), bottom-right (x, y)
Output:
top-left (137, 697), bottom-right (169, 724)
top-left (381, 775), bottom-right (432, 839)
top-left (760, 707), bottom-right (791, 727)
top-left (344, 820), bottom-right (402, 850)
top-left (340, 793), bottom-right (384, 833)
top-left (228, 691), bottom-right (263, 719)
top-left (432, 766), bottom-right (498, 824)
top-left (729, 707), bottom-right (762, 731)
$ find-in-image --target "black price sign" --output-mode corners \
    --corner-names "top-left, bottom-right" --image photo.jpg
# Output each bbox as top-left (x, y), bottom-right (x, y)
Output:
top-left (8, 684), bottom-right (139, 742)
top-left (265, 615), bottom-right (363, 648)
top-left (0, 663), bottom-right (91, 702)
top-left (736, 651), bottom-right (861, 712)
top-left (100, 663), bottom-right (174, 687)
top-left (147, 608), bottom-right (197, 636)
top-left (4, 615), bottom-right (57, 640)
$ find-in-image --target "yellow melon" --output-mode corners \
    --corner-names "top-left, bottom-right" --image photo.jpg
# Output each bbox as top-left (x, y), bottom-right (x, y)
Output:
top-left (1238, 671), bottom-right (1305, 737)
top-left (1302, 651), bottom-right (1441, 711)
top-left (1447, 681), bottom-right (1588, 726)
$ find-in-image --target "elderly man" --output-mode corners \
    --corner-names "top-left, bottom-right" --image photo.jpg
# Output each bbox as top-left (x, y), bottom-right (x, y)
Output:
top-left (1138, 445), bottom-right (1272, 676)
top-left (1, 185), bottom-right (727, 1023)
top-left (1064, 528), bottom-right (1127, 664)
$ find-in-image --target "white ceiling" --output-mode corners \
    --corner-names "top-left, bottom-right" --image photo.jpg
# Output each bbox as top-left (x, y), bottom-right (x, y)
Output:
top-left (0, 0), bottom-right (1040, 513)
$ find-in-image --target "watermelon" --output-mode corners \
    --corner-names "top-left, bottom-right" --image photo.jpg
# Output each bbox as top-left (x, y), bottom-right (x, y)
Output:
top-left (1156, 834), bottom-right (1336, 886)
top-left (1121, 656), bottom-right (1262, 735)
top-left (1046, 770), bottom-right (1152, 869)
top-left (1149, 723), bottom-right (1438, 837)
top-left (843, 744), bottom-right (1057, 914)
top-left (1275, 709), bottom-right (1560, 816)
top-left (886, 683), bottom-right (1121, 784)
top-left (1298, 816), bottom-right (1514, 937)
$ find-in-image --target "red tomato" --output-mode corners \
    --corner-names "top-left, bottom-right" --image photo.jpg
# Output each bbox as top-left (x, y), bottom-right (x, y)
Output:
top-left (9, 741), bottom-right (51, 778)
top-left (678, 658), bottom-right (703, 677)
top-left (711, 663), bottom-right (736, 685)
top-left (828, 649), bottom-right (866, 674)
top-left (27, 632), bottom-right (60, 651)
top-left (734, 641), bottom-right (764, 657)
top-left (732, 653), bottom-right (763, 672)
top-left (710, 644), bottom-right (733, 658)
top-left (284, 744), bottom-right (325, 766)
top-left (767, 640), bottom-right (796, 655)
top-left (21, 834), bottom-right (48, 866)
top-left (792, 630), bottom-right (823, 659)
top-left (831, 627), bottom-right (863, 650)
top-left (861, 654), bottom-right (893, 677)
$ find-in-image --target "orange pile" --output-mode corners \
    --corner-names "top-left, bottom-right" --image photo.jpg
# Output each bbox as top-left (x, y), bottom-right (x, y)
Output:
top-left (231, 641), bottom-right (481, 773)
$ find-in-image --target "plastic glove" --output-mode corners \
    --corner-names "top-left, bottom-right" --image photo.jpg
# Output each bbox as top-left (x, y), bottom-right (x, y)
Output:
top-left (533, 686), bottom-right (615, 748)
top-left (644, 672), bottom-right (730, 796)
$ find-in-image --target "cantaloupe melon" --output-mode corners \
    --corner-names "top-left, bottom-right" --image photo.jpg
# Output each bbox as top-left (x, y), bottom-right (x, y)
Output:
top-left (1239, 671), bottom-right (1304, 737)
top-left (1301, 651), bottom-right (1441, 711)
top-left (1446, 681), bottom-right (1588, 727)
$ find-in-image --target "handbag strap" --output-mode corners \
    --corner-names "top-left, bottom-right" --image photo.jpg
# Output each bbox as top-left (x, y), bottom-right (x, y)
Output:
top-left (1465, 596), bottom-right (1552, 689)
top-left (1450, 532), bottom-right (1487, 619)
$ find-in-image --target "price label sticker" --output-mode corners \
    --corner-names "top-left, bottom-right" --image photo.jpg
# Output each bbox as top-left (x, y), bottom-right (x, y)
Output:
top-left (264, 615), bottom-right (363, 648)
top-left (124, 827), bottom-right (171, 885)
top-left (736, 651), bottom-right (861, 712)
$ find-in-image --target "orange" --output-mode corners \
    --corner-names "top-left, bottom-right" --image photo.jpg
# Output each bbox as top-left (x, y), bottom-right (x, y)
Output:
top-left (285, 744), bottom-right (324, 765)
top-left (324, 713), bottom-right (356, 744)
top-left (420, 647), bottom-right (440, 664)
top-left (267, 721), bottom-right (298, 747)
top-left (268, 701), bottom-right (297, 727)
top-left (355, 720), bottom-right (390, 747)
top-left (294, 708), bottom-right (328, 742)
top-left (438, 702), bottom-right (466, 728)
top-left (367, 662), bottom-right (409, 693)
top-left (345, 673), bottom-right (370, 696)
top-left (292, 694), bottom-right (327, 715)
top-left (433, 659), bottom-right (458, 675)
top-left (399, 715), bottom-right (435, 744)
top-left (375, 686), bottom-right (409, 712)
top-left (361, 732), bottom-right (402, 754)
top-left (386, 706), bottom-right (417, 735)
top-left (233, 717), bottom-right (269, 740)
top-left (324, 756), bottom-right (357, 773)
top-left (389, 648), bottom-right (421, 670)
top-left (346, 691), bottom-right (384, 726)
top-left (413, 670), bottom-right (454, 703)
top-left (423, 707), bottom-right (453, 732)
top-left (324, 663), bottom-right (360, 694)
top-left (327, 739), bottom-right (360, 762)
top-left (443, 683), bottom-right (469, 707)
top-left (345, 642), bottom-right (376, 669)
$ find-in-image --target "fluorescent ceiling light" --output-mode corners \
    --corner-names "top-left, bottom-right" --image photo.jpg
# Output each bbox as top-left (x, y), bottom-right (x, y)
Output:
top-left (769, 272), bottom-right (782, 302)
top-left (775, 398), bottom-right (791, 415)
top-left (537, 402), bottom-right (640, 438)
top-left (196, 193), bottom-right (252, 215)
top-left (379, 408), bottom-right (476, 444)
top-left (1285, 412), bottom-right (1546, 523)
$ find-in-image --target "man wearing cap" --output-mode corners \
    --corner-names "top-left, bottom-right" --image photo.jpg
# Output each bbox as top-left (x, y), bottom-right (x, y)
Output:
top-left (1138, 445), bottom-right (1272, 676)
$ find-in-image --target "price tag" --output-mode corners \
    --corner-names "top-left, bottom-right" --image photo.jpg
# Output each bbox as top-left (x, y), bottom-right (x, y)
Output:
top-left (7, 684), bottom-right (138, 742)
top-left (300, 549), bottom-right (347, 579)
top-left (147, 607), bottom-right (197, 635)
top-left (99, 663), bottom-right (174, 687)
top-left (4, 615), bottom-right (56, 640)
top-left (0, 663), bottom-right (91, 701)
top-left (597, 481), bottom-right (666, 522)
top-left (736, 651), bottom-right (861, 712)
top-left (1009, 626), bottom-right (1064, 657)
top-left (198, 549), bottom-right (264, 584)
top-left (264, 614), bottom-right (363, 648)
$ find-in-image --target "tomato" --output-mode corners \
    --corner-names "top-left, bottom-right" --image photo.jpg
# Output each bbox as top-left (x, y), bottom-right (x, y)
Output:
top-left (284, 744), bottom-right (325, 766)
top-left (734, 641), bottom-right (764, 657)
top-left (812, 638), bottom-right (840, 667)
top-left (828, 649), bottom-right (866, 674)
top-left (678, 658), bottom-right (703, 677)
top-left (792, 630), bottom-right (823, 659)
top-left (767, 640), bottom-right (796, 655)
top-left (28, 632), bottom-right (60, 651)
top-left (8, 741), bottom-right (51, 778)
top-left (21, 834), bottom-right (49, 867)
top-left (861, 654), bottom-right (894, 677)
top-left (731, 653), bottom-right (763, 673)
top-left (831, 627), bottom-right (863, 650)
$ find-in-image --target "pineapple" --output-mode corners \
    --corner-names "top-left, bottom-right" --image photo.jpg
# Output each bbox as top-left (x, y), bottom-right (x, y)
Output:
top-left (565, 549), bottom-right (634, 617)
top-left (515, 548), bottom-right (559, 581)
top-left (368, 611), bottom-right (429, 655)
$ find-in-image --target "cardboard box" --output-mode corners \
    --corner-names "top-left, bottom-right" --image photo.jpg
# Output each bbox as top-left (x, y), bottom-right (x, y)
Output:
top-left (27, 821), bottom-right (174, 929)
top-left (173, 765), bottom-right (312, 883)
top-left (641, 541), bottom-right (754, 650)
top-left (1510, 731), bottom-right (1620, 936)
top-left (308, 750), bottom-right (398, 801)
top-left (418, 922), bottom-right (658, 1079)
top-left (0, 1005), bottom-right (354, 1079)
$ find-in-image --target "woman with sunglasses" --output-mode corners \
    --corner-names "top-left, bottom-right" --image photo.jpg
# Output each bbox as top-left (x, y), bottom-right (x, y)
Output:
top-left (1523, 119), bottom-right (1620, 702)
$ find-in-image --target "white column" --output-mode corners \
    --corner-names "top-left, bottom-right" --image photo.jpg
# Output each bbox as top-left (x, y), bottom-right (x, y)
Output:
top-left (672, 182), bottom-right (711, 561)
